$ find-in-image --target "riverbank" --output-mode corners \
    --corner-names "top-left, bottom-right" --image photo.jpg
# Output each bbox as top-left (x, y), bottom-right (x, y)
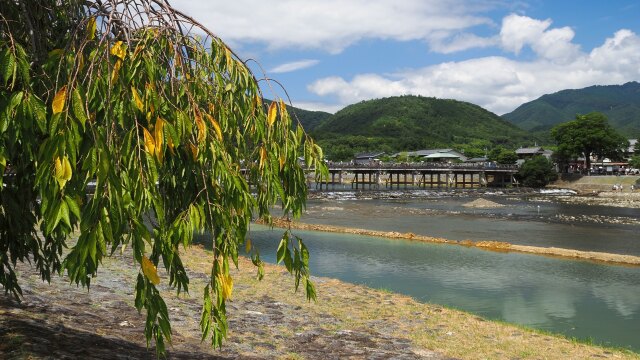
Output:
top-left (267, 218), bottom-right (640, 267)
top-left (2, 242), bottom-right (638, 359)
top-left (549, 174), bottom-right (639, 194)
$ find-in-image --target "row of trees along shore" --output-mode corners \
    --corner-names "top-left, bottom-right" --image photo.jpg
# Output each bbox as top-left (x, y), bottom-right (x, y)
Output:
top-left (518, 112), bottom-right (629, 187)
top-left (0, 0), bottom-right (325, 355)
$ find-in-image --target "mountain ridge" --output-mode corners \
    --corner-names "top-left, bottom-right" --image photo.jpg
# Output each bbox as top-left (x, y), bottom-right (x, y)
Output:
top-left (310, 95), bottom-right (537, 160)
top-left (502, 82), bottom-right (640, 137)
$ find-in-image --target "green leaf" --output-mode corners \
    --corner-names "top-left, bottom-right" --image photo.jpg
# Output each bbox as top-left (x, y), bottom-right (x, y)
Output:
top-left (64, 195), bottom-right (81, 221)
top-left (1, 48), bottom-right (15, 85)
top-left (305, 278), bottom-right (317, 302)
top-left (87, 231), bottom-right (98, 264)
top-left (283, 245), bottom-right (293, 272)
top-left (299, 237), bottom-right (309, 268)
top-left (49, 113), bottom-right (62, 134)
top-left (8, 91), bottom-right (24, 112)
top-left (17, 56), bottom-right (30, 86)
top-left (59, 200), bottom-right (71, 229)
top-left (276, 233), bottom-right (288, 264)
top-left (45, 201), bottom-right (62, 234)
top-left (28, 95), bottom-right (47, 133)
top-left (72, 88), bottom-right (87, 129)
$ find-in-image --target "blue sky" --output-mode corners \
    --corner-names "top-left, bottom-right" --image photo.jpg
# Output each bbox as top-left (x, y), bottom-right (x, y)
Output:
top-left (175, 0), bottom-right (640, 115)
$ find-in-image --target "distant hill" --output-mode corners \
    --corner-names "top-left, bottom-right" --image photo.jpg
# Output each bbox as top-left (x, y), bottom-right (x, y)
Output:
top-left (312, 95), bottom-right (536, 159)
top-left (265, 100), bottom-right (332, 132)
top-left (503, 82), bottom-right (640, 138)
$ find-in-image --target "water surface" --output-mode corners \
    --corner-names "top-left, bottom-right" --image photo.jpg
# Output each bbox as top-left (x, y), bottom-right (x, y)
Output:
top-left (297, 192), bottom-right (640, 255)
top-left (250, 225), bottom-right (640, 351)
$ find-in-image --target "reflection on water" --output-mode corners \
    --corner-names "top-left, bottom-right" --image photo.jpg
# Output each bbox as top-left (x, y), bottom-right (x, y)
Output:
top-left (249, 225), bottom-right (640, 351)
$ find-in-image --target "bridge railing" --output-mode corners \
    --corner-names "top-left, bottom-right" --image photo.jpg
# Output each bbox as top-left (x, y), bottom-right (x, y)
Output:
top-left (324, 162), bottom-right (518, 171)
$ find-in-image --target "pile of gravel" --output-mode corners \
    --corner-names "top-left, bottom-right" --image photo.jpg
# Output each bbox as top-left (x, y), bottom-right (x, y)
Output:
top-left (462, 198), bottom-right (505, 208)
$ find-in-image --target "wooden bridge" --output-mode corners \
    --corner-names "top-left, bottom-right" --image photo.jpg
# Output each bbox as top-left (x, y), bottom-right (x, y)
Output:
top-left (313, 163), bottom-right (519, 190)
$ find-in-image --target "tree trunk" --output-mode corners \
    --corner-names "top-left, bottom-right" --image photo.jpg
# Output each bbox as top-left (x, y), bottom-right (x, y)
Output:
top-left (583, 149), bottom-right (591, 170)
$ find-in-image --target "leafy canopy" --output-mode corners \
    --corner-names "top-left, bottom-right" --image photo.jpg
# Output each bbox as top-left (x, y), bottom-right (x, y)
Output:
top-left (550, 112), bottom-right (628, 169)
top-left (0, 0), bottom-right (324, 355)
top-left (516, 156), bottom-right (558, 188)
top-left (488, 146), bottom-right (518, 165)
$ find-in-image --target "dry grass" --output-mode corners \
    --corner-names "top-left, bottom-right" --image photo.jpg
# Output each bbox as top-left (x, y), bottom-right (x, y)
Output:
top-left (179, 244), bottom-right (640, 360)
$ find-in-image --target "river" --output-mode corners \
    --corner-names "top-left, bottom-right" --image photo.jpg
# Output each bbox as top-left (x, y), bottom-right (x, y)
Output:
top-left (250, 190), bottom-right (640, 350)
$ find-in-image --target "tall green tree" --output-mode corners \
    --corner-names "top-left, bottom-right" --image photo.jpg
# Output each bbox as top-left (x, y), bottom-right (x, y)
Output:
top-left (496, 150), bottom-right (518, 165)
top-left (488, 146), bottom-right (517, 165)
top-left (629, 155), bottom-right (640, 169)
top-left (516, 156), bottom-right (558, 188)
top-left (0, 0), bottom-right (324, 355)
top-left (550, 112), bottom-right (628, 170)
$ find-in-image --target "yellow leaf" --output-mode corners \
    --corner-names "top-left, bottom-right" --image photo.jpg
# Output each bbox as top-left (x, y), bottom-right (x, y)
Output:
top-left (154, 118), bottom-right (164, 162)
top-left (245, 238), bottom-right (252, 253)
top-left (167, 136), bottom-right (175, 154)
top-left (259, 146), bottom-right (267, 170)
top-left (54, 156), bottom-right (64, 180)
top-left (110, 41), bottom-right (126, 60)
top-left (62, 157), bottom-right (72, 181)
top-left (188, 143), bottom-right (198, 161)
top-left (251, 95), bottom-right (262, 114)
top-left (143, 127), bottom-right (155, 155)
top-left (195, 112), bottom-right (206, 143)
top-left (52, 86), bottom-right (67, 114)
top-left (224, 47), bottom-right (233, 70)
top-left (53, 156), bottom-right (72, 189)
top-left (133, 45), bottom-right (143, 59)
top-left (86, 17), bottom-right (97, 40)
top-left (279, 154), bottom-right (285, 170)
top-left (111, 59), bottom-right (122, 83)
top-left (141, 255), bottom-right (160, 285)
top-left (267, 102), bottom-right (277, 126)
top-left (205, 114), bottom-right (222, 141)
top-left (54, 157), bottom-right (63, 179)
top-left (217, 273), bottom-right (233, 300)
top-left (131, 86), bottom-right (144, 112)
top-left (77, 52), bottom-right (84, 72)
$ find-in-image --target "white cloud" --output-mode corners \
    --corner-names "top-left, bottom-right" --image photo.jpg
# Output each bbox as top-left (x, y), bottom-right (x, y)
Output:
top-left (291, 101), bottom-right (343, 114)
top-left (499, 14), bottom-right (580, 63)
top-left (270, 59), bottom-right (320, 74)
top-left (173, 0), bottom-right (496, 53)
top-left (430, 32), bottom-right (499, 54)
top-left (308, 17), bottom-right (640, 115)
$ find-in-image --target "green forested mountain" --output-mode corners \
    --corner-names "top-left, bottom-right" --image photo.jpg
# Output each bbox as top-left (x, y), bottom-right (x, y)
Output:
top-left (266, 100), bottom-right (332, 132)
top-left (311, 95), bottom-right (536, 160)
top-left (502, 82), bottom-right (640, 138)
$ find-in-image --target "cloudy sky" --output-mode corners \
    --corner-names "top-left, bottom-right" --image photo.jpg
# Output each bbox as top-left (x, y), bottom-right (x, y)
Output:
top-left (174, 0), bottom-right (640, 115)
